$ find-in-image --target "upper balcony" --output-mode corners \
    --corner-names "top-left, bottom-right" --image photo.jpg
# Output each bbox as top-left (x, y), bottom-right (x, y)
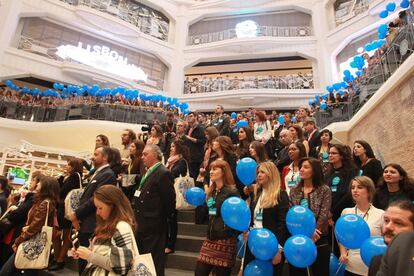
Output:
top-left (187, 10), bottom-right (313, 46)
top-left (57, 0), bottom-right (170, 42)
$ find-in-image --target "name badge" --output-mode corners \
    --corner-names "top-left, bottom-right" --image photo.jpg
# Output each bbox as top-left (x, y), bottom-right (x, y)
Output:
top-left (134, 190), bottom-right (141, 198)
top-left (255, 211), bottom-right (263, 222)
top-left (209, 208), bottom-right (217, 216)
top-left (287, 181), bottom-right (296, 188)
top-left (331, 186), bottom-right (337, 192)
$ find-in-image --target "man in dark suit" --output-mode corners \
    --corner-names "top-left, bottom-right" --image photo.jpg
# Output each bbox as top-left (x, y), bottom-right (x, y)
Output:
top-left (368, 200), bottom-right (414, 276)
top-left (274, 129), bottom-right (293, 173)
top-left (303, 117), bottom-right (320, 152)
top-left (133, 144), bottom-right (175, 276)
top-left (183, 112), bottom-right (206, 179)
top-left (210, 105), bottom-right (230, 136)
top-left (69, 146), bottom-right (116, 274)
top-left (376, 231), bottom-right (414, 276)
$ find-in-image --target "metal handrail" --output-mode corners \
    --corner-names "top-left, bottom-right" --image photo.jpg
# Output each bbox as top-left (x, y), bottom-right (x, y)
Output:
top-left (188, 25), bottom-right (312, 45)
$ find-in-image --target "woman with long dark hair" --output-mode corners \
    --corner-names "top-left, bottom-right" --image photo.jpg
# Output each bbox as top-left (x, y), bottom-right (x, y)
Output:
top-left (289, 158), bottom-right (331, 276)
top-left (196, 160), bottom-right (240, 276)
top-left (0, 176), bottom-right (12, 216)
top-left (50, 158), bottom-right (84, 271)
top-left (288, 124), bottom-right (310, 154)
top-left (281, 141), bottom-right (307, 195)
top-left (147, 125), bottom-right (166, 152)
top-left (236, 126), bottom-right (254, 159)
top-left (73, 185), bottom-right (136, 275)
top-left (373, 164), bottom-right (414, 210)
top-left (0, 176), bottom-right (59, 275)
top-left (165, 139), bottom-right (189, 254)
top-left (241, 161), bottom-right (289, 275)
top-left (121, 139), bottom-right (146, 201)
top-left (311, 129), bottom-right (333, 174)
top-left (353, 140), bottom-right (383, 185)
top-left (249, 141), bottom-right (269, 164)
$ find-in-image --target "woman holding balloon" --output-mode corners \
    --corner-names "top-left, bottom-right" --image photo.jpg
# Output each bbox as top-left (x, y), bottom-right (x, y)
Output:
top-left (289, 157), bottom-right (332, 276)
top-left (338, 176), bottom-right (384, 276)
top-left (240, 161), bottom-right (290, 275)
top-left (196, 160), bottom-right (240, 276)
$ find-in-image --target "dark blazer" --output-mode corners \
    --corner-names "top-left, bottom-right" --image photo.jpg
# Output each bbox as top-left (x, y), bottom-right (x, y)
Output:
top-left (249, 190), bottom-right (290, 245)
top-left (75, 165), bottom-right (116, 233)
top-left (211, 115), bottom-right (230, 136)
top-left (170, 159), bottom-right (187, 179)
top-left (307, 129), bottom-right (321, 151)
top-left (376, 232), bottom-right (414, 276)
top-left (361, 159), bottom-right (383, 185)
top-left (368, 254), bottom-right (383, 276)
top-left (134, 164), bottom-right (176, 234)
top-left (185, 123), bottom-right (206, 163)
top-left (275, 146), bottom-right (290, 173)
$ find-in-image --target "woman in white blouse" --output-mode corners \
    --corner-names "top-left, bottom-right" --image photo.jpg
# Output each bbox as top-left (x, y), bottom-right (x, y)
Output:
top-left (338, 176), bottom-right (384, 276)
top-left (253, 111), bottom-right (272, 144)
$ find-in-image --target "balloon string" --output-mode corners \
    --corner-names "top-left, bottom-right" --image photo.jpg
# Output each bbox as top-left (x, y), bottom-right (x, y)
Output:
top-left (240, 239), bottom-right (248, 268)
top-left (331, 226), bottom-right (334, 253)
top-left (307, 267), bottom-right (311, 276)
top-left (335, 263), bottom-right (344, 275)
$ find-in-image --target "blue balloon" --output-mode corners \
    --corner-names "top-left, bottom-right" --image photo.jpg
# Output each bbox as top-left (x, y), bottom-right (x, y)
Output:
top-left (308, 100), bottom-right (314, 105)
top-left (237, 233), bottom-right (246, 258)
top-left (236, 157), bottom-right (257, 186)
top-left (360, 236), bottom-right (388, 266)
top-left (237, 120), bottom-right (249, 130)
top-left (333, 83), bottom-right (342, 91)
top-left (185, 187), bottom-right (205, 207)
top-left (278, 115), bottom-right (284, 125)
top-left (284, 235), bottom-right (317, 268)
top-left (343, 70), bottom-right (351, 76)
top-left (248, 228), bottom-right (279, 261)
top-left (386, 2), bottom-right (396, 11)
top-left (327, 85), bottom-right (334, 92)
top-left (378, 24), bottom-right (388, 34)
top-left (400, 0), bottom-right (410, 8)
top-left (335, 214), bottom-right (370, 249)
top-left (231, 112), bottom-right (237, 119)
top-left (286, 206), bottom-right (316, 238)
top-left (244, 260), bottom-right (273, 276)
top-left (221, 197), bottom-right (251, 232)
top-left (379, 10), bottom-right (388, 18)
top-left (356, 71), bottom-right (362, 77)
top-left (329, 253), bottom-right (345, 276)
top-left (320, 103), bottom-right (328, 110)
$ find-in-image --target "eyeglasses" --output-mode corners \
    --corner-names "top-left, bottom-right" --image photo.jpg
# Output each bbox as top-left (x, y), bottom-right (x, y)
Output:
top-left (328, 152), bottom-right (339, 155)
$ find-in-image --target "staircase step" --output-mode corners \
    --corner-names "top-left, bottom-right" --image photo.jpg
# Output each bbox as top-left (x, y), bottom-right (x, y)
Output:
top-left (178, 222), bottom-right (207, 237)
top-left (166, 250), bottom-right (199, 271)
top-left (177, 209), bottom-right (196, 223)
top-left (175, 234), bottom-right (205, 252)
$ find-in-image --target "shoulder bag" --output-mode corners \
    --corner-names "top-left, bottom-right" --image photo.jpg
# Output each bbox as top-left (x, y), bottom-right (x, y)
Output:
top-left (64, 172), bottom-right (83, 220)
top-left (174, 161), bottom-right (195, 210)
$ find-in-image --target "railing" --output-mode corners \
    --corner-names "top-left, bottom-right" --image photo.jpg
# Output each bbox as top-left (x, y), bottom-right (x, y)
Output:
top-left (58, 0), bottom-right (169, 41)
top-left (184, 73), bottom-right (314, 94)
top-left (335, 0), bottom-right (371, 27)
top-left (17, 36), bottom-right (165, 90)
top-left (188, 25), bottom-right (313, 45)
top-left (315, 18), bottom-right (414, 128)
top-left (0, 100), bottom-right (166, 124)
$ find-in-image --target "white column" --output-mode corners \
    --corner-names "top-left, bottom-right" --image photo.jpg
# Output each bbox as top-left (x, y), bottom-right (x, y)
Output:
top-left (311, 1), bottom-right (334, 90)
top-left (165, 7), bottom-right (188, 97)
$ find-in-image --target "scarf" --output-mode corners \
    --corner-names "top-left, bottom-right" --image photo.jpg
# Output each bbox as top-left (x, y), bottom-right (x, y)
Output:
top-left (166, 154), bottom-right (181, 170)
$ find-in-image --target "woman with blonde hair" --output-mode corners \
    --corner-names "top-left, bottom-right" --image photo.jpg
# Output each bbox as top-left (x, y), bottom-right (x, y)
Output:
top-left (73, 185), bottom-right (136, 275)
top-left (240, 161), bottom-right (289, 275)
top-left (196, 160), bottom-right (240, 276)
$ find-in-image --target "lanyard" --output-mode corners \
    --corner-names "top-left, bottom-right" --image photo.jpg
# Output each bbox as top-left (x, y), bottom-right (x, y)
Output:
top-left (355, 205), bottom-right (370, 220)
top-left (128, 162), bottom-right (133, 175)
top-left (139, 162), bottom-right (161, 189)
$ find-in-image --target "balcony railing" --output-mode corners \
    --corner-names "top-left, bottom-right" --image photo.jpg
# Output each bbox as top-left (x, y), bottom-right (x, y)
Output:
top-left (58, 0), bottom-right (169, 41)
top-left (335, 0), bottom-right (371, 27)
top-left (188, 25), bottom-right (313, 45)
top-left (0, 100), bottom-right (166, 124)
top-left (315, 17), bottom-right (414, 128)
top-left (17, 36), bottom-right (165, 90)
top-left (184, 73), bottom-right (314, 94)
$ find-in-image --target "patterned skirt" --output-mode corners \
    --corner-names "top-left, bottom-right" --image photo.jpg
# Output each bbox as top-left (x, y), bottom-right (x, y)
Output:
top-left (198, 237), bottom-right (237, 268)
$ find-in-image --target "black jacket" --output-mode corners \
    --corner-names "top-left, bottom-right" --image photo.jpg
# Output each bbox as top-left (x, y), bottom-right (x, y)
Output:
top-left (75, 165), bottom-right (116, 233)
top-left (360, 159), bottom-right (383, 185)
top-left (207, 186), bottom-right (240, 240)
top-left (170, 159), bottom-right (187, 179)
top-left (274, 146), bottom-right (290, 173)
top-left (184, 123), bottom-right (206, 163)
top-left (211, 115), bottom-right (230, 137)
top-left (373, 185), bottom-right (414, 210)
top-left (134, 164), bottom-right (176, 234)
top-left (307, 130), bottom-right (321, 152)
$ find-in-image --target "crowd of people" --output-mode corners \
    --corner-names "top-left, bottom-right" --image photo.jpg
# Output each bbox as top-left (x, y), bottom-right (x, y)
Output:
top-left (0, 104), bottom-right (413, 276)
top-left (184, 72), bottom-right (314, 94)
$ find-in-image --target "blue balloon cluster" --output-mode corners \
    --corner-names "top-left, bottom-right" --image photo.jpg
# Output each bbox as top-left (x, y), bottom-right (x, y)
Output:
top-left (400, 0), bottom-right (410, 9)
top-left (286, 206), bottom-right (316, 238)
top-left (3, 80), bottom-right (191, 114)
